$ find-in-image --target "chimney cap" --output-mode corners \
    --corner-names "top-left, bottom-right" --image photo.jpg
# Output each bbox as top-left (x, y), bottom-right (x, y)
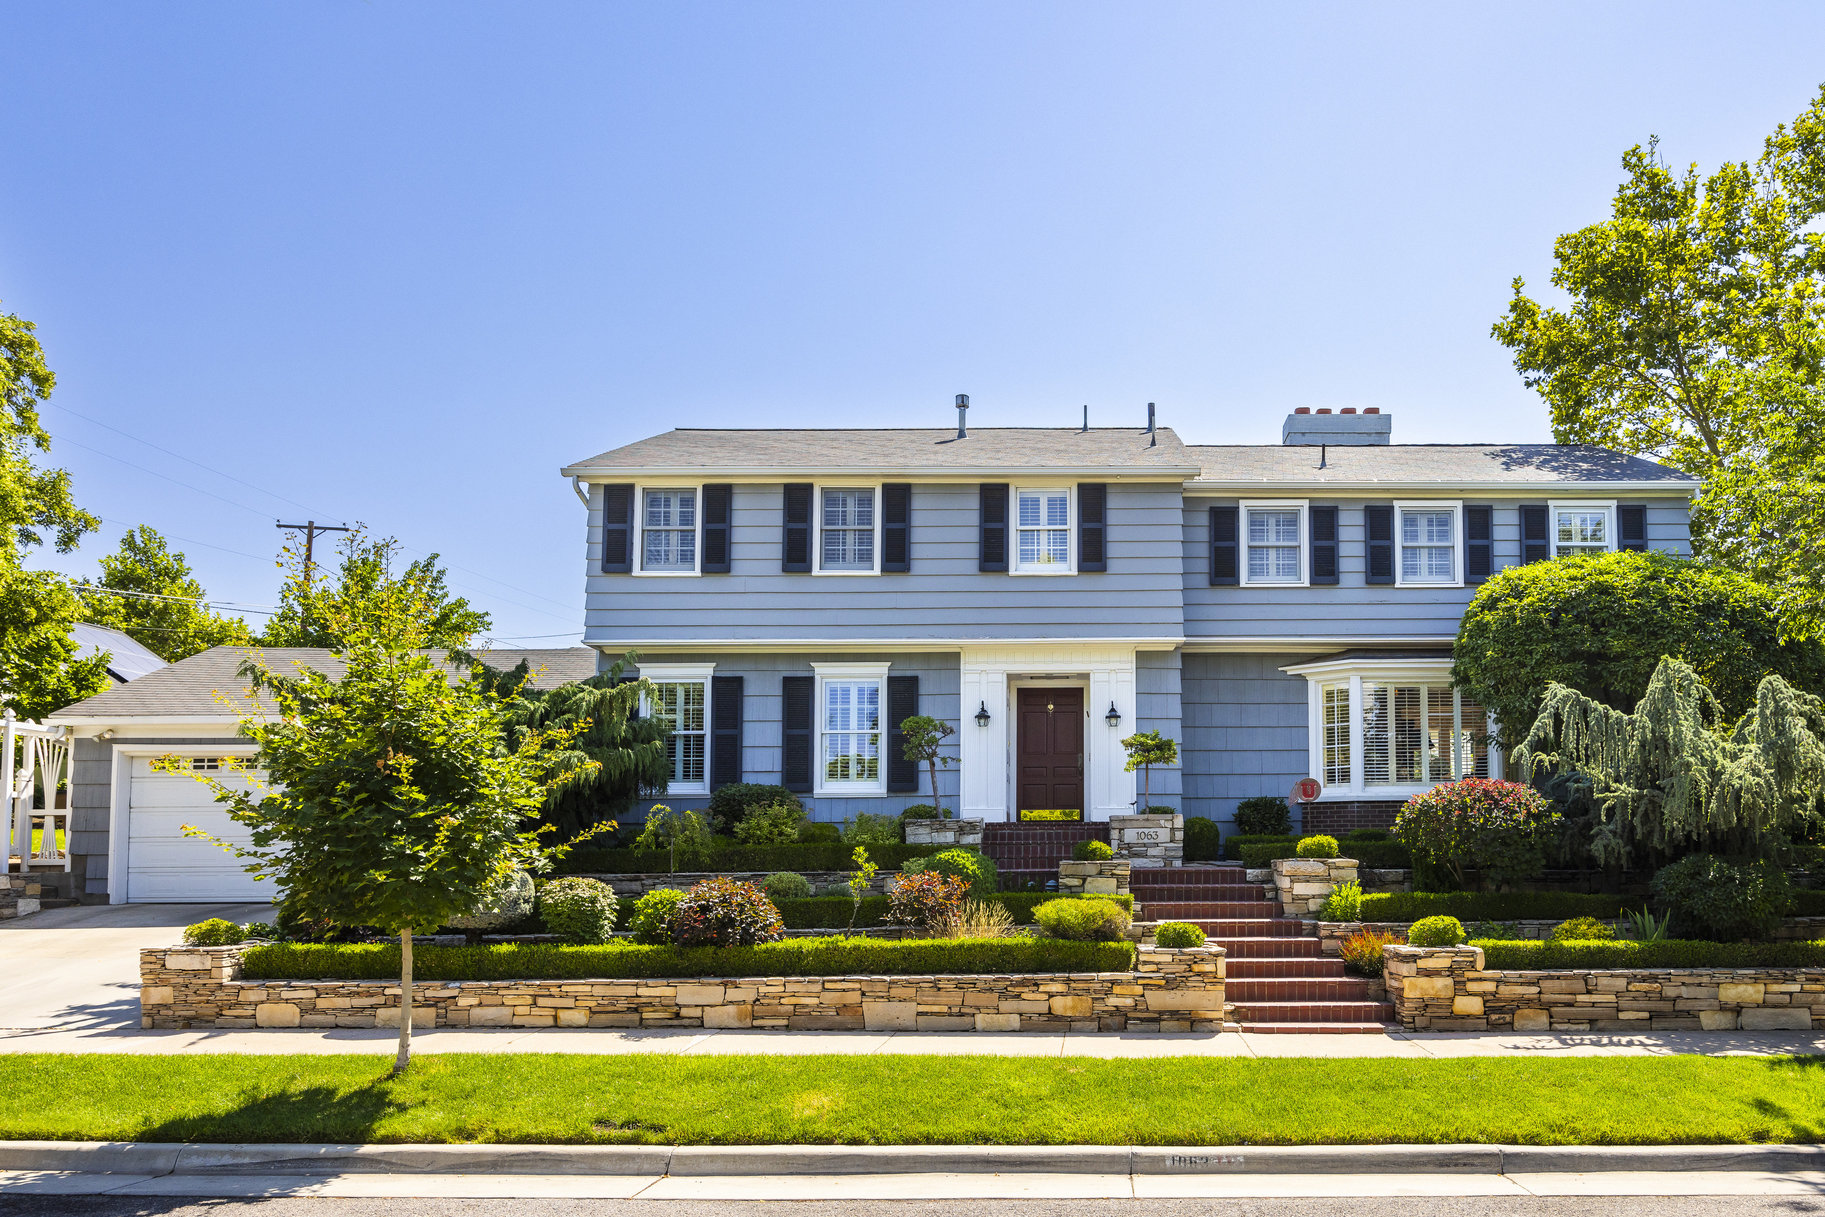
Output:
top-left (1340, 407), bottom-right (1357, 414)
top-left (1316, 408), bottom-right (1333, 415)
top-left (1364, 407), bottom-right (1380, 414)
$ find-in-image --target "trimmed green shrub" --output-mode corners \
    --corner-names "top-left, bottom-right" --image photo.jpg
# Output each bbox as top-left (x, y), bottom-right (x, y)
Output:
top-left (1228, 835), bottom-right (1412, 869)
top-left (242, 936), bottom-right (1139, 981)
top-left (760, 872), bottom-right (812, 901)
top-left (555, 842), bottom-right (929, 875)
top-left (445, 870), bottom-right (536, 943)
top-left (182, 918), bottom-right (244, 947)
top-left (1154, 921), bottom-right (1205, 948)
top-left (1548, 916), bottom-right (1617, 943)
top-left (1317, 879), bottom-right (1363, 922)
top-left (1651, 855), bottom-right (1793, 941)
top-left (1408, 915), bottom-right (1468, 947)
top-left (797, 821), bottom-right (841, 844)
top-left (1033, 897), bottom-right (1131, 942)
top-left (1394, 779), bottom-right (1558, 890)
top-left (671, 878), bottom-right (784, 948)
top-left (627, 888), bottom-right (683, 945)
top-left (731, 800), bottom-right (806, 845)
top-left (1345, 828), bottom-right (1391, 842)
top-left (906, 848), bottom-right (998, 899)
top-left (540, 877), bottom-right (619, 945)
top-left (1359, 891), bottom-right (1630, 922)
top-left (1296, 835), bottom-right (1340, 859)
top-left (1339, 928), bottom-right (1402, 976)
top-left (765, 892), bottom-right (1134, 931)
top-left (1073, 840), bottom-right (1115, 862)
top-left (1184, 815), bottom-right (1221, 862)
top-left (841, 812), bottom-right (904, 848)
top-left (1235, 796), bottom-right (1292, 836)
top-left (706, 783), bottom-right (801, 835)
top-left (1475, 938), bottom-right (1825, 971)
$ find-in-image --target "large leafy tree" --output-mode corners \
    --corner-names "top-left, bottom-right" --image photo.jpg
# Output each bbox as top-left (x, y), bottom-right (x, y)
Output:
top-left (1491, 85), bottom-right (1825, 633)
top-left (259, 529), bottom-right (488, 651)
top-left (78, 525), bottom-right (252, 661)
top-left (0, 304), bottom-right (107, 718)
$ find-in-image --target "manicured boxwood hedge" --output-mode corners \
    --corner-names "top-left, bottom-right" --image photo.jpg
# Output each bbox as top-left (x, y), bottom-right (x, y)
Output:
top-left (1474, 938), bottom-right (1825, 971)
top-left (241, 937), bottom-right (1137, 982)
top-left (557, 843), bottom-right (931, 876)
top-left (614, 892), bottom-right (1136, 931)
top-left (1791, 890), bottom-right (1825, 917)
top-left (1227, 835), bottom-right (1412, 869)
top-left (1358, 891), bottom-right (1633, 922)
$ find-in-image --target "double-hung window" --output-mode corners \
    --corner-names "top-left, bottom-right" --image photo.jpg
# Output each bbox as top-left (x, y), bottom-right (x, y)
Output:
top-left (641, 665), bottom-right (713, 795)
top-left (1552, 502), bottom-right (1614, 557)
top-left (1015, 488), bottom-right (1072, 572)
top-left (1320, 684), bottom-right (1351, 786)
top-left (640, 487), bottom-right (698, 573)
top-left (1396, 502), bottom-right (1460, 586)
top-left (1291, 660), bottom-right (1500, 798)
top-left (1241, 501), bottom-right (1307, 586)
top-left (814, 663), bottom-right (888, 794)
top-left (818, 487), bottom-right (877, 573)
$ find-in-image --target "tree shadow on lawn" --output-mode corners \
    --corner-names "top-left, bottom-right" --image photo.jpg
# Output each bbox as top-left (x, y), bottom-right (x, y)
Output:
top-left (137, 1076), bottom-right (408, 1145)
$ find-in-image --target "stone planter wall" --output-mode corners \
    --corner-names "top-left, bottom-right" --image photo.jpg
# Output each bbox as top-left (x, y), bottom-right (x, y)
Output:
top-left (903, 819), bottom-right (984, 850)
top-left (1384, 943), bottom-right (1825, 1032)
top-left (141, 945), bottom-right (1226, 1033)
top-left (1109, 814), bottom-right (1182, 868)
top-left (1271, 856), bottom-right (1358, 917)
top-left (1056, 860), bottom-right (1131, 897)
top-left (1322, 914), bottom-right (1825, 955)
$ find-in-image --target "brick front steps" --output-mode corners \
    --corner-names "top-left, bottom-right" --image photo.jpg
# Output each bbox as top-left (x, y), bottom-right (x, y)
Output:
top-left (984, 822), bottom-right (1110, 890)
top-left (1130, 864), bottom-right (1393, 1034)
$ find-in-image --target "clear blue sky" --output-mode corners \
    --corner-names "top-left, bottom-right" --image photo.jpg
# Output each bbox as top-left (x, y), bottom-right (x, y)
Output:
top-left (4, 2), bottom-right (1822, 641)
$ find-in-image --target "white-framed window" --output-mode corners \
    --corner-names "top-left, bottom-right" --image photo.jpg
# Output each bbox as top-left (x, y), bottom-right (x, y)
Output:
top-left (1014, 487), bottom-right (1073, 574)
top-left (1240, 500), bottom-right (1308, 586)
top-left (1551, 501), bottom-right (1615, 557)
top-left (1395, 501), bottom-right (1462, 587)
top-left (813, 662), bottom-right (889, 795)
top-left (637, 663), bottom-right (715, 795)
top-left (637, 486), bottom-right (701, 575)
top-left (1289, 659), bottom-right (1500, 798)
top-left (815, 485), bottom-right (880, 575)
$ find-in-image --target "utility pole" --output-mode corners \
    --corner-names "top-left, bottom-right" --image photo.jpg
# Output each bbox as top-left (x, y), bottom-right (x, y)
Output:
top-left (276, 520), bottom-right (351, 582)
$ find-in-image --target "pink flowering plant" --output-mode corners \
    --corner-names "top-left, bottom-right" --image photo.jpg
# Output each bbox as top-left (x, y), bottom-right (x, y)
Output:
top-left (1392, 778), bottom-right (1559, 891)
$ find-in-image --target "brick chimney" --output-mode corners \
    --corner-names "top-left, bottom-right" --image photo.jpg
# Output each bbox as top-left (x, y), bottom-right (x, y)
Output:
top-left (1282, 408), bottom-right (1390, 446)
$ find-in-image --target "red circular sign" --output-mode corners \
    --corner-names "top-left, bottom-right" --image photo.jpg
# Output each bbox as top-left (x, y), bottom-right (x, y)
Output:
top-left (1291, 777), bottom-right (1323, 804)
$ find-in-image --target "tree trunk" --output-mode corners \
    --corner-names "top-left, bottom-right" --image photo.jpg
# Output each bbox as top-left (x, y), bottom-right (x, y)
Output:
top-left (392, 927), bottom-right (413, 1076)
top-left (929, 758), bottom-right (941, 816)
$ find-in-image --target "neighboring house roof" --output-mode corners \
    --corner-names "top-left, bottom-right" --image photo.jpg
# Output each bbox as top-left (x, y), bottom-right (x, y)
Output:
top-left (1186, 444), bottom-right (1699, 491)
top-left (562, 427), bottom-right (1200, 477)
top-left (48, 646), bottom-right (601, 724)
top-left (68, 624), bottom-right (168, 684)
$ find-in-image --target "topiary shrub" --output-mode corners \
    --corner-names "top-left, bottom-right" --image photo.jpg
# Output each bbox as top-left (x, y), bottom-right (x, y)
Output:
top-left (1339, 928), bottom-right (1402, 976)
top-left (705, 783), bottom-right (803, 835)
top-left (1407, 915), bottom-right (1468, 948)
top-left (1650, 854), bottom-right (1793, 941)
top-left (628, 888), bottom-right (683, 945)
top-left (1235, 796), bottom-right (1292, 836)
top-left (1548, 915), bottom-right (1617, 943)
top-left (183, 918), bottom-right (245, 947)
top-left (1317, 878), bottom-right (1362, 922)
top-left (1393, 778), bottom-right (1558, 890)
top-left (1073, 839), bottom-right (1115, 862)
top-left (905, 848), bottom-right (998, 899)
top-left (1154, 921), bottom-right (1206, 948)
top-left (760, 871), bottom-right (813, 901)
top-left (540, 877), bottom-right (620, 944)
top-left (1184, 815), bottom-right (1221, 862)
top-left (445, 869), bottom-right (536, 945)
top-left (884, 870), bottom-right (972, 934)
top-left (731, 800), bottom-right (806, 845)
top-left (672, 878), bottom-right (785, 947)
top-left (1033, 897), bottom-right (1131, 942)
top-left (1296, 835), bottom-right (1339, 859)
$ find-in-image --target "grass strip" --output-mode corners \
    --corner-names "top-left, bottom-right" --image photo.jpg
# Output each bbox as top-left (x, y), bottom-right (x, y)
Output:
top-left (0, 1055), bottom-right (1821, 1145)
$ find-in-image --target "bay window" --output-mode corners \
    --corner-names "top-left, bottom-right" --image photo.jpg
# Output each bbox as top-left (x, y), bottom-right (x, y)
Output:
top-left (1292, 659), bottom-right (1499, 797)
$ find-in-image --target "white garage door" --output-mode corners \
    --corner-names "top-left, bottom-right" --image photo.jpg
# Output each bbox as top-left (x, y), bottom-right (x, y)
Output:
top-left (126, 755), bottom-right (276, 903)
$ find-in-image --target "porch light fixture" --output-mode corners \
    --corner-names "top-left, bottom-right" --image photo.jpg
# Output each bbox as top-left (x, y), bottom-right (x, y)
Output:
top-left (975, 701), bottom-right (991, 727)
top-left (1105, 702), bottom-right (1122, 727)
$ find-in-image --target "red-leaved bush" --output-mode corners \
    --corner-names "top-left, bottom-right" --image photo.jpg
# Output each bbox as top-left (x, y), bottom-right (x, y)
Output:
top-left (670, 878), bottom-right (785, 947)
top-left (1393, 778), bottom-right (1558, 891)
top-left (884, 870), bottom-right (972, 934)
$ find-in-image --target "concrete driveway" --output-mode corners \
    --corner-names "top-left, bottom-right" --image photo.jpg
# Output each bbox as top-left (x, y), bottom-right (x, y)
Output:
top-left (0, 902), bottom-right (272, 1034)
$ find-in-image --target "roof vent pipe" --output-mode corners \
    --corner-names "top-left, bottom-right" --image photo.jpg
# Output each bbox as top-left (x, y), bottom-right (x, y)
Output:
top-left (955, 394), bottom-right (969, 439)
top-left (1147, 402), bottom-right (1156, 447)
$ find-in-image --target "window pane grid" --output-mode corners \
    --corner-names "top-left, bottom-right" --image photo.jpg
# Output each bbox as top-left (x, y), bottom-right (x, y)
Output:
top-left (653, 681), bottom-right (706, 786)
top-left (1555, 509), bottom-right (1609, 554)
top-left (642, 489), bottom-right (697, 571)
top-left (1399, 509), bottom-right (1456, 583)
top-left (1016, 490), bottom-right (1070, 569)
top-left (1245, 507), bottom-right (1301, 583)
top-left (821, 489), bottom-right (876, 570)
top-left (822, 680), bottom-right (881, 784)
top-left (1357, 680), bottom-right (1488, 787)
top-left (1322, 684), bottom-right (1350, 786)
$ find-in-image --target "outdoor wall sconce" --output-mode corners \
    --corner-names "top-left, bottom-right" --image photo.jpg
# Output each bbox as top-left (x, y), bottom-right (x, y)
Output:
top-left (1105, 702), bottom-right (1122, 727)
top-left (975, 701), bottom-right (992, 727)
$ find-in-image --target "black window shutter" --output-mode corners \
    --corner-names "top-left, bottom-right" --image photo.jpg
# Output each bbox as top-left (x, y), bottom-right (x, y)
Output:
top-left (1619, 503), bottom-right (1648, 552)
top-left (979, 483), bottom-right (1009, 572)
top-left (600, 484), bottom-right (634, 573)
top-left (1078, 482), bottom-right (1107, 572)
top-left (1465, 505), bottom-right (1494, 584)
top-left (781, 675), bottom-right (814, 793)
top-left (782, 483), bottom-right (813, 573)
top-left (1521, 504), bottom-right (1550, 563)
top-left (1209, 505), bottom-right (1238, 586)
top-left (1309, 505), bottom-right (1339, 585)
top-left (886, 674), bottom-right (920, 793)
top-left (710, 675), bottom-right (743, 788)
top-left (1365, 504), bottom-right (1395, 585)
top-left (701, 484), bottom-right (732, 573)
top-left (882, 483), bottom-right (911, 572)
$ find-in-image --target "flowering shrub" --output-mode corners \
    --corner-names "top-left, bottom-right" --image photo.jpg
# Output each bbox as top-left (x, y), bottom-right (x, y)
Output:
top-left (885, 870), bottom-right (972, 934)
top-left (1393, 778), bottom-right (1558, 890)
top-left (1338, 928), bottom-right (1402, 976)
top-left (671, 878), bottom-right (785, 947)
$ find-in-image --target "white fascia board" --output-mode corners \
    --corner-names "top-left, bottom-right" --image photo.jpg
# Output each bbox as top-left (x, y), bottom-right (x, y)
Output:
top-left (1181, 636), bottom-right (1456, 653)
top-left (586, 636), bottom-right (1186, 654)
top-left (1280, 657), bottom-right (1455, 678)
top-left (1183, 480), bottom-right (1699, 495)
top-left (565, 466), bottom-right (1202, 481)
top-left (49, 716), bottom-right (250, 738)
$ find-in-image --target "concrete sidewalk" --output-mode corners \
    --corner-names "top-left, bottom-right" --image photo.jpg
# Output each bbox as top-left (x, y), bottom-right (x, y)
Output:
top-left (0, 1024), bottom-right (1820, 1057)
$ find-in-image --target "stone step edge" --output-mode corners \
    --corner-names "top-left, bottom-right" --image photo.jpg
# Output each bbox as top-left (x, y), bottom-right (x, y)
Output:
top-left (4, 1142), bottom-right (1823, 1177)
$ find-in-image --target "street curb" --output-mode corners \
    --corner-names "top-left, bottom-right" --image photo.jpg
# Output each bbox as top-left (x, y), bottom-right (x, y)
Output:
top-left (4, 1141), bottom-right (1825, 1177)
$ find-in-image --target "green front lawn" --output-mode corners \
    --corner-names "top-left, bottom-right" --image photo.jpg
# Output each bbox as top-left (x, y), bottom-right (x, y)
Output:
top-left (2, 1055), bottom-right (1821, 1145)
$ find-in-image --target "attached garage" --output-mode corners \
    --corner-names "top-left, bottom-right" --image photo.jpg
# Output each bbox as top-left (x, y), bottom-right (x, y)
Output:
top-left (123, 753), bottom-right (275, 903)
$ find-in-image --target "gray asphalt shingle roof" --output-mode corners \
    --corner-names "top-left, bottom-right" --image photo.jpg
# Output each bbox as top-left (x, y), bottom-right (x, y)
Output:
top-left (1188, 443), bottom-right (1697, 487)
top-left (563, 427), bottom-right (1197, 473)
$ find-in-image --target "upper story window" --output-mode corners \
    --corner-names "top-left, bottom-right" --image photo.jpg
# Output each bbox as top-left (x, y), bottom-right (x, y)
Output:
top-left (1553, 502), bottom-right (1614, 557)
top-left (814, 663), bottom-right (888, 794)
top-left (1015, 488), bottom-right (1072, 573)
top-left (819, 487), bottom-right (877, 573)
top-left (640, 487), bottom-right (698, 574)
top-left (1241, 500), bottom-right (1307, 586)
top-left (1397, 503), bottom-right (1460, 587)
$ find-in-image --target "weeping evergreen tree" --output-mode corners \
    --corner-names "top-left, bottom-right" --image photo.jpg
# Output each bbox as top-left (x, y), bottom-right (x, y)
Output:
top-left (479, 654), bottom-right (671, 839)
top-left (1512, 656), bottom-right (1825, 868)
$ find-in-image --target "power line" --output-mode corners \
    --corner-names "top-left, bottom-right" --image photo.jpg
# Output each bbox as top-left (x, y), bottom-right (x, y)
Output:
top-left (74, 584), bottom-right (278, 615)
top-left (99, 518), bottom-right (273, 565)
top-left (55, 436), bottom-right (275, 519)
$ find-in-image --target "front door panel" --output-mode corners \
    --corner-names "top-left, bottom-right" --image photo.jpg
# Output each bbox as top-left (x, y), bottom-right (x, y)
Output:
top-left (1015, 687), bottom-right (1084, 814)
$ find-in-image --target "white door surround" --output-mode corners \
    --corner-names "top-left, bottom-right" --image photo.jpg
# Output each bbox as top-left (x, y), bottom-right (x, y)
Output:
top-left (959, 644), bottom-right (1138, 822)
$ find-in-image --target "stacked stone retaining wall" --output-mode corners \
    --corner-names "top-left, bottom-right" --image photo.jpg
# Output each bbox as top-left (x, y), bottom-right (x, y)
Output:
top-left (903, 819), bottom-right (984, 850)
top-left (1109, 814), bottom-right (1182, 868)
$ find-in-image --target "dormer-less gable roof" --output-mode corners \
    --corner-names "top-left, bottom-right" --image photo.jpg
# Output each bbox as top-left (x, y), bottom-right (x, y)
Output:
top-left (1186, 443), bottom-right (1699, 493)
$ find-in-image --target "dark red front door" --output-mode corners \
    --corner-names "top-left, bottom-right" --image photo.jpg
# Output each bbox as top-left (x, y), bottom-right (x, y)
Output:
top-left (1016, 687), bottom-right (1084, 814)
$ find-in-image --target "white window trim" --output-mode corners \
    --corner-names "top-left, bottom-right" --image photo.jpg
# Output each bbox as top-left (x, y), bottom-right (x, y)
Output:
top-left (632, 482), bottom-right (704, 577)
top-left (1548, 500), bottom-right (1618, 558)
top-left (1287, 658), bottom-right (1502, 800)
top-left (1010, 484), bottom-right (1076, 576)
top-left (811, 661), bottom-right (892, 796)
top-left (1393, 500), bottom-right (1464, 589)
top-left (638, 662), bottom-right (716, 795)
top-left (1238, 498), bottom-right (1309, 588)
top-left (812, 482), bottom-right (884, 576)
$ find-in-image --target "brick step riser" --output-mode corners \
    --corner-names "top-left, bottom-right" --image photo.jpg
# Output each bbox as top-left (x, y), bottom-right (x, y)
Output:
top-left (1225, 979), bottom-right (1376, 1001)
top-left (1130, 888), bottom-right (1271, 902)
top-left (1240, 1023), bottom-right (1391, 1035)
top-left (1175, 920), bottom-right (1309, 937)
top-left (1229, 1002), bottom-right (1395, 1023)
top-left (1208, 938), bottom-right (1325, 958)
top-left (1224, 959), bottom-right (1350, 979)
top-left (1138, 902), bottom-right (1280, 919)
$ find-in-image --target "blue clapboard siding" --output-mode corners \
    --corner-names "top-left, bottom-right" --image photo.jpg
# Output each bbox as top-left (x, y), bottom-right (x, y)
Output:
top-left (71, 734), bottom-right (241, 901)
top-left (1135, 650), bottom-right (1182, 811)
top-left (628, 652), bottom-right (961, 824)
top-left (585, 482), bottom-right (1185, 643)
top-left (1179, 652), bottom-right (1309, 837)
